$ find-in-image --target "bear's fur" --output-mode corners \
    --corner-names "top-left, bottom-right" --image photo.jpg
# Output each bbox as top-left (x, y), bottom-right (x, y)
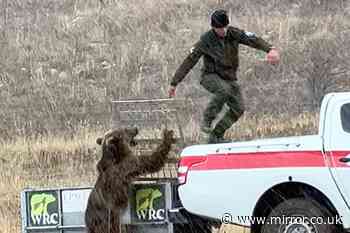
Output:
top-left (85, 128), bottom-right (176, 233)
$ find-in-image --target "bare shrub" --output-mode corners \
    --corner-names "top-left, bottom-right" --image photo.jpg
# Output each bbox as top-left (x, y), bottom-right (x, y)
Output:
top-left (293, 29), bottom-right (350, 110)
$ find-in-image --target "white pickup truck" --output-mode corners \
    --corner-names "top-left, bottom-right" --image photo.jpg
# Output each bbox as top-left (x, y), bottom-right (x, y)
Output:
top-left (177, 92), bottom-right (350, 233)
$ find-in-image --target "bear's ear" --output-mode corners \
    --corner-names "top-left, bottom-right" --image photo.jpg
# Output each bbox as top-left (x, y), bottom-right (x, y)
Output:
top-left (96, 137), bottom-right (103, 145)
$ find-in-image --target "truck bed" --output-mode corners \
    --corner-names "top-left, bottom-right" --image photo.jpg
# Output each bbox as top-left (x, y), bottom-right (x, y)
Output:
top-left (180, 135), bottom-right (323, 156)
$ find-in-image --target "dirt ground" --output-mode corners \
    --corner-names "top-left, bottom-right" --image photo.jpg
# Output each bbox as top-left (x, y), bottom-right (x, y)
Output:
top-left (220, 224), bottom-right (250, 233)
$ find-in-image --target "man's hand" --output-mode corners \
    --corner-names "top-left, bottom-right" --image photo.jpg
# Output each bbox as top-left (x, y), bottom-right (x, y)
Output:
top-left (168, 86), bottom-right (176, 98)
top-left (266, 47), bottom-right (280, 65)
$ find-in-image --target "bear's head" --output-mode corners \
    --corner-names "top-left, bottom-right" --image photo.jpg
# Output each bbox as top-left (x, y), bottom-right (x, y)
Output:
top-left (96, 127), bottom-right (138, 171)
top-left (96, 127), bottom-right (138, 148)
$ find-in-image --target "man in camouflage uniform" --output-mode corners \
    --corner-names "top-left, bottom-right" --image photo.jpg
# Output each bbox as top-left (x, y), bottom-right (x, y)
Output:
top-left (169, 9), bottom-right (280, 143)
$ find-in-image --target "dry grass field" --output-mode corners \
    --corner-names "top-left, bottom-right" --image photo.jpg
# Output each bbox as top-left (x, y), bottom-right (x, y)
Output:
top-left (0, 0), bottom-right (349, 232)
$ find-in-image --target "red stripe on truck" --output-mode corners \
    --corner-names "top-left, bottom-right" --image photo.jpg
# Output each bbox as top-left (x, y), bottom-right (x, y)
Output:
top-left (328, 151), bottom-right (350, 168)
top-left (180, 151), bottom-right (350, 170)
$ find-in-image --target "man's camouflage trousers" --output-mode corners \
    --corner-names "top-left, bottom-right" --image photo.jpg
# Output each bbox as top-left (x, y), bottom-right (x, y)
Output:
top-left (200, 73), bottom-right (245, 139)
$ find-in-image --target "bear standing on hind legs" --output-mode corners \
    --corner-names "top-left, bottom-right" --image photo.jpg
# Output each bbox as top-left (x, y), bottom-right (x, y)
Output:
top-left (85, 128), bottom-right (176, 233)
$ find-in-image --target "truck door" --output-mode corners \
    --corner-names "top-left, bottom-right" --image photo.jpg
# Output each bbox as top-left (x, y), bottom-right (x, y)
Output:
top-left (326, 97), bottom-right (350, 208)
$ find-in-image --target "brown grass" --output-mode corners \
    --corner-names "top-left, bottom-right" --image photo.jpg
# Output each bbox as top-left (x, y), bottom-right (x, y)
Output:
top-left (0, 0), bottom-right (349, 139)
top-left (0, 0), bottom-right (347, 232)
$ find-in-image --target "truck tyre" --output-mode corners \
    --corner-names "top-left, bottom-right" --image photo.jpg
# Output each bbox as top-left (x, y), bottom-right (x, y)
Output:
top-left (261, 198), bottom-right (341, 233)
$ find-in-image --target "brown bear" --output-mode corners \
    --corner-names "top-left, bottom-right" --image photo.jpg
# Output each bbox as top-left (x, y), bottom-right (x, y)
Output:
top-left (85, 127), bottom-right (176, 233)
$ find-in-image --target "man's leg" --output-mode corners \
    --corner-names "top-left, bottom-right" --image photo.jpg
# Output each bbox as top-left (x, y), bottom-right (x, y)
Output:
top-left (199, 74), bottom-right (229, 133)
top-left (202, 94), bottom-right (225, 132)
top-left (211, 81), bottom-right (245, 140)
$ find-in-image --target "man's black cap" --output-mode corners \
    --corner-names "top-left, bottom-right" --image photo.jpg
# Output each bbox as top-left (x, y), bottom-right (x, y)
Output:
top-left (211, 9), bottom-right (229, 28)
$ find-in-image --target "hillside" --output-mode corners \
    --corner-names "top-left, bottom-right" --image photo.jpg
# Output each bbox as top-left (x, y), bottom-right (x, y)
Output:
top-left (0, 0), bottom-right (349, 139)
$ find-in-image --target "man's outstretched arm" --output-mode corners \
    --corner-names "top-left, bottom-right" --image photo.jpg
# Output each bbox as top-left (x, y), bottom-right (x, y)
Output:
top-left (227, 27), bottom-right (280, 64)
top-left (169, 40), bottom-right (204, 97)
top-left (228, 27), bottom-right (272, 52)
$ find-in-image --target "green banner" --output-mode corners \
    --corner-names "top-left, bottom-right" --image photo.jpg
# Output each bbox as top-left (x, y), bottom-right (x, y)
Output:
top-left (28, 191), bottom-right (59, 227)
top-left (130, 184), bottom-right (166, 223)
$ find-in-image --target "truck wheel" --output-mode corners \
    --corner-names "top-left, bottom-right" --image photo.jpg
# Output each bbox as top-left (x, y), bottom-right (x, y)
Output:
top-left (261, 198), bottom-right (341, 233)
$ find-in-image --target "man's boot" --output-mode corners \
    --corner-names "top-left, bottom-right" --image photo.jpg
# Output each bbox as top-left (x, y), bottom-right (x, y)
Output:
top-left (207, 132), bottom-right (231, 144)
top-left (208, 108), bottom-right (241, 144)
top-left (200, 121), bottom-right (213, 134)
top-left (199, 121), bottom-right (212, 144)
